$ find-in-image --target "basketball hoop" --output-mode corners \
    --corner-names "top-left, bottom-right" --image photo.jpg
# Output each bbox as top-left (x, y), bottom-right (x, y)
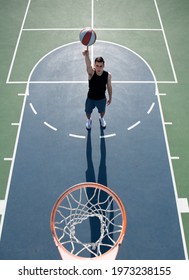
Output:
top-left (50, 182), bottom-right (126, 260)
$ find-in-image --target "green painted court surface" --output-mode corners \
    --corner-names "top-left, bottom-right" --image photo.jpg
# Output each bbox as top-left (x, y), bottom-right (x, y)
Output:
top-left (0, 0), bottom-right (189, 259)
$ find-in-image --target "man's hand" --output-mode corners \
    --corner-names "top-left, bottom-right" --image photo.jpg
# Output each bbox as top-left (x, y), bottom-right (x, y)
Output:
top-left (107, 99), bottom-right (112, 106)
top-left (82, 49), bottom-right (89, 56)
top-left (107, 73), bottom-right (112, 105)
top-left (83, 48), bottom-right (93, 76)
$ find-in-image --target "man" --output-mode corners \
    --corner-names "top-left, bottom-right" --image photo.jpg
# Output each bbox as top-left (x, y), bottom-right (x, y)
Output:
top-left (82, 48), bottom-right (112, 130)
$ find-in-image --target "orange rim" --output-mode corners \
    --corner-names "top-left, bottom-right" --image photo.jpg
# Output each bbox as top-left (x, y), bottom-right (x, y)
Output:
top-left (50, 182), bottom-right (127, 260)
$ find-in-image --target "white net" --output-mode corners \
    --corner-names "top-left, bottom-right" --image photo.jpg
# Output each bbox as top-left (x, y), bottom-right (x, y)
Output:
top-left (53, 185), bottom-right (124, 258)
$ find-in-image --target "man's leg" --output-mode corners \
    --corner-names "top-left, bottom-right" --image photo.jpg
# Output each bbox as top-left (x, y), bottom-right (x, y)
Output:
top-left (100, 112), bottom-right (105, 118)
top-left (98, 99), bottom-right (107, 128)
top-left (85, 98), bottom-right (93, 130)
top-left (86, 113), bottom-right (91, 119)
top-left (99, 113), bottom-right (106, 128)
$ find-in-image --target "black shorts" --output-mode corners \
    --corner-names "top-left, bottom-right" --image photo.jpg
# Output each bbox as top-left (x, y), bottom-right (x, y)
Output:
top-left (85, 97), bottom-right (106, 114)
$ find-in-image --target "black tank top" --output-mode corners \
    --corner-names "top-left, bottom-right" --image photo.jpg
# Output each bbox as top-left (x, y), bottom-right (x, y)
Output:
top-left (88, 70), bottom-right (108, 100)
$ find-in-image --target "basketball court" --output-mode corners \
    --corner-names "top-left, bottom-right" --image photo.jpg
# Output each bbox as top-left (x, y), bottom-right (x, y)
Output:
top-left (0, 0), bottom-right (188, 260)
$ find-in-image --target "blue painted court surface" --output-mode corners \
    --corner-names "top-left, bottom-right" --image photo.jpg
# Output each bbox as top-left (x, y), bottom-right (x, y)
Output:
top-left (0, 42), bottom-right (186, 259)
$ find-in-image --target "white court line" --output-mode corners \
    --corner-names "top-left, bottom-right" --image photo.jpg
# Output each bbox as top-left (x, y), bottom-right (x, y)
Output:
top-left (6, 0), bottom-right (31, 83)
top-left (0, 72), bottom-right (29, 240)
top-left (156, 83), bottom-right (188, 259)
top-left (91, 0), bottom-right (94, 29)
top-left (28, 80), bottom-right (88, 84)
top-left (91, 0), bottom-right (95, 62)
top-left (3, 158), bottom-right (13, 161)
top-left (23, 28), bottom-right (82, 31)
top-left (164, 122), bottom-right (173, 125)
top-left (23, 28), bottom-right (162, 31)
top-left (7, 81), bottom-right (29, 84)
top-left (154, 0), bottom-right (178, 83)
top-left (112, 81), bottom-right (176, 84)
top-left (99, 133), bottom-right (116, 139)
top-left (44, 122), bottom-right (57, 131)
top-left (0, 200), bottom-right (5, 215)
top-left (113, 81), bottom-right (156, 84)
top-left (95, 28), bottom-right (162, 31)
top-left (127, 121), bottom-right (141, 131)
top-left (171, 156), bottom-right (180, 160)
top-left (147, 102), bottom-right (155, 114)
top-left (29, 103), bottom-right (37, 115)
top-left (69, 134), bottom-right (86, 139)
top-left (7, 80), bottom-right (178, 84)
top-left (11, 123), bottom-right (19, 126)
top-left (177, 198), bottom-right (189, 213)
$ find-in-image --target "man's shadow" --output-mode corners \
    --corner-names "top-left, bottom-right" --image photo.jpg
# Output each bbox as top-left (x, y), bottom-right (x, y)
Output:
top-left (85, 129), bottom-right (107, 185)
top-left (85, 129), bottom-right (114, 256)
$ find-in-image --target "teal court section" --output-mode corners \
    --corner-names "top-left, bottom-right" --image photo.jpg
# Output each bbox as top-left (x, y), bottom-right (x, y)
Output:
top-left (0, 42), bottom-right (185, 259)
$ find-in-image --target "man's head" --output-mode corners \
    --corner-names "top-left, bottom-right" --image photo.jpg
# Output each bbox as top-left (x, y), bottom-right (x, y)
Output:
top-left (94, 57), bottom-right (105, 75)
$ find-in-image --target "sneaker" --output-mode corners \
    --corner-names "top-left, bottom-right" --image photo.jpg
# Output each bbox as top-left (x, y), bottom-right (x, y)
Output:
top-left (99, 117), bottom-right (106, 128)
top-left (86, 119), bottom-right (92, 130)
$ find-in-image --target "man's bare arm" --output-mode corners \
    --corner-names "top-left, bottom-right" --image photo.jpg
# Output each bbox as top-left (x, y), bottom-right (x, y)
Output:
top-left (107, 73), bottom-right (112, 105)
top-left (82, 49), bottom-right (94, 77)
